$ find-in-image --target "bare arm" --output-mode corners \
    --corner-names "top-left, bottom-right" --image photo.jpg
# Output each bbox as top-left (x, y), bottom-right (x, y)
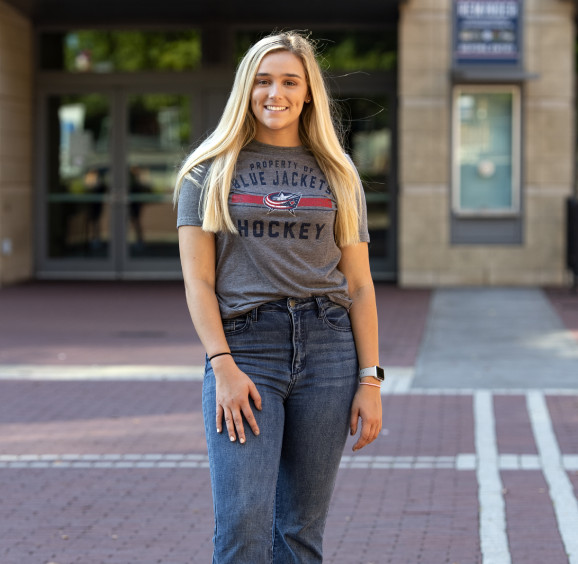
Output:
top-left (338, 242), bottom-right (382, 451)
top-left (178, 225), bottom-right (261, 443)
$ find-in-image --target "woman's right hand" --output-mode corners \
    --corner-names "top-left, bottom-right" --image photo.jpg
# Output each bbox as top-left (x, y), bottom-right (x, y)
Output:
top-left (211, 354), bottom-right (262, 444)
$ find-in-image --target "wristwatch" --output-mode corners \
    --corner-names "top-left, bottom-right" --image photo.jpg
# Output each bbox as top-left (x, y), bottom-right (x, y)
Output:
top-left (358, 365), bottom-right (385, 383)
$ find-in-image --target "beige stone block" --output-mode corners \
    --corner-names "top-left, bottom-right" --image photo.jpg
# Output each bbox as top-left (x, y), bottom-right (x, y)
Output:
top-left (400, 69), bottom-right (435, 98)
top-left (536, 20), bottom-right (573, 51)
top-left (531, 158), bottom-right (573, 186)
top-left (400, 129), bottom-right (450, 185)
top-left (403, 0), bottom-right (450, 11)
top-left (399, 192), bottom-right (446, 258)
top-left (526, 0), bottom-right (573, 16)
top-left (0, 156), bottom-right (31, 184)
top-left (398, 269), bottom-right (438, 288)
top-left (0, 23), bottom-right (31, 54)
top-left (436, 268), bottom-right (487, 286)
top-left (401, 14), bottom-right (449, 49)
top-left (0, 188), bottom-right (32, 285)
top-left (527, 72), bottom-right (573, 99)
top-left (0, 99), bottom-right (32, 134)
top-left (0, 71), bottom-right (32, 98)
top-left (0, 46), bottom-right (33, 77)
top-left (0, 131), bottom-right (30, 158)
top-left (445, 246), bottom-right (490, 271)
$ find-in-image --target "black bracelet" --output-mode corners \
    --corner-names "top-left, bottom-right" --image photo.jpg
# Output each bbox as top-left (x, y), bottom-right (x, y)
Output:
top-left (208, 351), bottom-right (232, 362)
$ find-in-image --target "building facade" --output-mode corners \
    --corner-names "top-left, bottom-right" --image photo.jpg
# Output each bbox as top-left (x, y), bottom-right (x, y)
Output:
top-left (0, 0), bottom-right (575, 286)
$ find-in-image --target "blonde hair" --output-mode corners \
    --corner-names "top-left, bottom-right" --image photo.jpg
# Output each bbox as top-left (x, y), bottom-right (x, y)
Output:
top-left (174, 31), bottom-right (363, 247)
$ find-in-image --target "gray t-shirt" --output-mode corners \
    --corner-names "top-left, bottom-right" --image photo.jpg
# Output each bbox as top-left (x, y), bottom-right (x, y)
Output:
top-left (177, 140), bottom-right (369, 319)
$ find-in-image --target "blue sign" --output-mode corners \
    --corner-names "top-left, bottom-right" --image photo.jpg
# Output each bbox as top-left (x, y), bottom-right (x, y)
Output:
top-left (454, 0), bottom-right (522, 66)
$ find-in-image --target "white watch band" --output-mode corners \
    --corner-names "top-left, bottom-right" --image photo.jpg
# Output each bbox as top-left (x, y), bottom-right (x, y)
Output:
top-left (359, 367), bottom-right (379, 379)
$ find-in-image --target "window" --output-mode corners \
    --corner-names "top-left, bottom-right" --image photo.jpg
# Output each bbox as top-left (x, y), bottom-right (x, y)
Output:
top-left (452, 85), bottom-right (521, 216)
top-left (40, 30), bottom-right (202, 72)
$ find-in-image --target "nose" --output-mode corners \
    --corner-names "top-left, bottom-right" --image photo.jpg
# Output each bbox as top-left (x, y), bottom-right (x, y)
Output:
top-left (268, 81), bottom-right (281, 99)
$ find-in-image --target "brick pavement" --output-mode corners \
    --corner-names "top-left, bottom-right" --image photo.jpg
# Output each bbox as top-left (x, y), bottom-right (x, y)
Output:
top-left (1, 283), bottom-right (578, 564)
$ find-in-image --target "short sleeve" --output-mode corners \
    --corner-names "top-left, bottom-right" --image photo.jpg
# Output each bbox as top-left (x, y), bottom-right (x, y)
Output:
top-left (176, 165), bottom-right (208, 228)
top-left (358, 187), bottom-right (370, 243)
top-left (345, 155), bottom-right (370, 243)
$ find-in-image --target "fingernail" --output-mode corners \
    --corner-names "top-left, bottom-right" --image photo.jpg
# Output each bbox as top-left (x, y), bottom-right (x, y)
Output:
top-left (240, 437), bottom-right (245, 444)
top-left (230, 436), bottom-right (235, 442)
top-left (216, 428), bottom-right (221, 433)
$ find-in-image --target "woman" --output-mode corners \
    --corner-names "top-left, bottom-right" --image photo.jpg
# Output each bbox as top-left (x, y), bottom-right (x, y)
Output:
top-left (175, 31), bottom-right (383, 564)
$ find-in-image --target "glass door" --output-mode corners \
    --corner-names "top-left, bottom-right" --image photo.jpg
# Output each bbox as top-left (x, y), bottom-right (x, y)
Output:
top-left (122, 93), bottom-right (191, 274)
top-left (43, 93), bottom-right (114, 272)
top-left (39, 89), bottom-right (193, 278)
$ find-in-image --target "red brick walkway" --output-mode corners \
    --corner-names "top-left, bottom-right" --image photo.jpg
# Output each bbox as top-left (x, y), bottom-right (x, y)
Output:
top-left (2, 283), bottom-right (578, 563)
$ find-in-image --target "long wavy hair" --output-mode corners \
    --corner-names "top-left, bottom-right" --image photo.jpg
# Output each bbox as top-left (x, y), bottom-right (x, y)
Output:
top-left (174, 31), bottom-right (363, 246)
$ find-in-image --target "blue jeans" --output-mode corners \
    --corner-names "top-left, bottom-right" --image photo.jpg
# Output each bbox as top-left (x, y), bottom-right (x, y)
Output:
top-left (202, 296), bottom-right (358, 564)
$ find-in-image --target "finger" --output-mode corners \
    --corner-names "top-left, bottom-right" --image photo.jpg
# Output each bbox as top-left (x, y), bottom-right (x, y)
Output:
top-left (352, 423), bottom-right (375, 451)
top-left (350, 407), bottom-right (359, 436)
top-left (223, 407), bottom-right (237, 442)
top-left (248, 381), bottom-right (262, 411)
top-left (216, 403), bottom-right (224, 434)
top-left (241, 403), bottom-right (260, 436)
top-left (232, 409), bottom-right (246, 444)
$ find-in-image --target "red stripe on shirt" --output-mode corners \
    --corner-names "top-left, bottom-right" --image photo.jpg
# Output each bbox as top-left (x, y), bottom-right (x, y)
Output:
top-left (231, 194), bottom-right (333, 208)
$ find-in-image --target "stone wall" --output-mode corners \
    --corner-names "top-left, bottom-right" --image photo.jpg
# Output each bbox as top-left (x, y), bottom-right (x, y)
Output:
top-left (398, 0), bottom-right (576, 286)
top-left (0, 1), bottom-right (33, 285)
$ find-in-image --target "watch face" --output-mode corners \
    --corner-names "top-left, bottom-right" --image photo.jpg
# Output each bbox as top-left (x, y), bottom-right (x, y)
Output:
top-left (376, 366), bottom-right (385, 381)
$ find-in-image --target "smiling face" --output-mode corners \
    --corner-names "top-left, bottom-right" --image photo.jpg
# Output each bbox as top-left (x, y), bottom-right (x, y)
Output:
top-left (250, 50), bottom-right (310, 147)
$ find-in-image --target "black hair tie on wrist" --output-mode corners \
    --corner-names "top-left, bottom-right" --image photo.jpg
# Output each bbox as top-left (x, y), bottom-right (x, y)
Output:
top-left (208, 352), bottom-right (233, 362)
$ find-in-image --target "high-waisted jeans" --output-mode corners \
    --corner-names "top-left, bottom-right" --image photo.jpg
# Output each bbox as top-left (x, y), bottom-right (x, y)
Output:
top-left (202, 296), bottom-right (359, 564)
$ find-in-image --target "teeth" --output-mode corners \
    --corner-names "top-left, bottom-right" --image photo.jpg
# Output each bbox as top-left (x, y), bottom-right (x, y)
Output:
top-left (266, 106), bottom-right (286, 111)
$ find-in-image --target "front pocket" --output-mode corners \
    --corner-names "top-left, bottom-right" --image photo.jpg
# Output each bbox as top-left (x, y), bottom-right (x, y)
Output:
top-left (221, 314), bottom-right (251, 336)
top-left (320, 303), bottom-right (352, 332)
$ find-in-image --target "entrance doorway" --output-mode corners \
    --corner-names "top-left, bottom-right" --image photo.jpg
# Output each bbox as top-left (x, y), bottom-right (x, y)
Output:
top-left (37, 72), bottom-right (397, 280)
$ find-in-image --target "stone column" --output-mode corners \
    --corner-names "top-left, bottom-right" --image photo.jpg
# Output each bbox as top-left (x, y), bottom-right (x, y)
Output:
top-left (0, 1), bottom-right (33, 286)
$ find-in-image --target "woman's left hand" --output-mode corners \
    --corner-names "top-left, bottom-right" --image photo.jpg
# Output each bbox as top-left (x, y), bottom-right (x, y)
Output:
top-left (349, 384), bottom-right (382, 451)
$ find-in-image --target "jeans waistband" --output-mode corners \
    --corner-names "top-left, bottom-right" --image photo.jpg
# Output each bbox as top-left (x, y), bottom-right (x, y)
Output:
top-left (251, 296), bottom-right (332, 320)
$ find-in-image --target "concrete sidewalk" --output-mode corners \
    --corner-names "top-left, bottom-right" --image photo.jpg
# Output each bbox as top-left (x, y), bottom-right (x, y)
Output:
top-left (1, 282), bottom-right (578, 564)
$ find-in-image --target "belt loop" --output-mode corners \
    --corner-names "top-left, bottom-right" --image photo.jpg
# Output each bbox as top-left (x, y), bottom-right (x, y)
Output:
top-left (251, 307), bottom-right (259, 322)
top-left (314, 296), bottom-right (326, 318)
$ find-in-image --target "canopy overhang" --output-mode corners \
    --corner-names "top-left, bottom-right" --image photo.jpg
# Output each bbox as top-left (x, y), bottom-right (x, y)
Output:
top-left (3, 0), bottom-right (402, 26)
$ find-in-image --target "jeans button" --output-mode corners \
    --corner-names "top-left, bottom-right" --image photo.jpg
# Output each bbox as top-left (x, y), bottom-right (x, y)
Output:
top-left (289, 298), bottom-right (296, 308)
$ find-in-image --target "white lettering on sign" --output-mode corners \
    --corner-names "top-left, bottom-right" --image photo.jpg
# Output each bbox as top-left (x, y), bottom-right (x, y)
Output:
top-left (457, 1), bottom-right (518, 19)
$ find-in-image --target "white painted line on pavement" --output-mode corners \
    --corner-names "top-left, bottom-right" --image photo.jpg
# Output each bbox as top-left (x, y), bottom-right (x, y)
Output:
top-left (527, 391), bottom-right (578, 564)
top-left (474, 390), bottom-right (512, 564)
top-left (0, 364), bottom-right (205, 380)
top-left (4, 451), bottom-right (574, 471)
top-left (380, 367), bottom-right (415, 394)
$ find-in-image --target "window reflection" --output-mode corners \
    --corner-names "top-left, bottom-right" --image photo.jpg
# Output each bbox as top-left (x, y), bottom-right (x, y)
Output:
top-left (126, 94), bottom-right (190, 259)
top-left (235, 29), bottom-right (397, 71)
top-left (47, 94), bottom-right (111, 259)
top-left (41, 31), bottom-right (202, 72)
top-left (454, 88), bottom-right (518, 213)
top-left (339, 96), bottom-right (391, 260)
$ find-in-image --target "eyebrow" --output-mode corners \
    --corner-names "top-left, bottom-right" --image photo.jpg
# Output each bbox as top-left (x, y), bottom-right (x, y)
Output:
top-left (255, 72), bottom-right (303, 79)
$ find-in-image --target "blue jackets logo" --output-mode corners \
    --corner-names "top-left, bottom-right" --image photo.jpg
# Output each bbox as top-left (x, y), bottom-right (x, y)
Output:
top-left (263, 192), bottom-right (302, 214)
